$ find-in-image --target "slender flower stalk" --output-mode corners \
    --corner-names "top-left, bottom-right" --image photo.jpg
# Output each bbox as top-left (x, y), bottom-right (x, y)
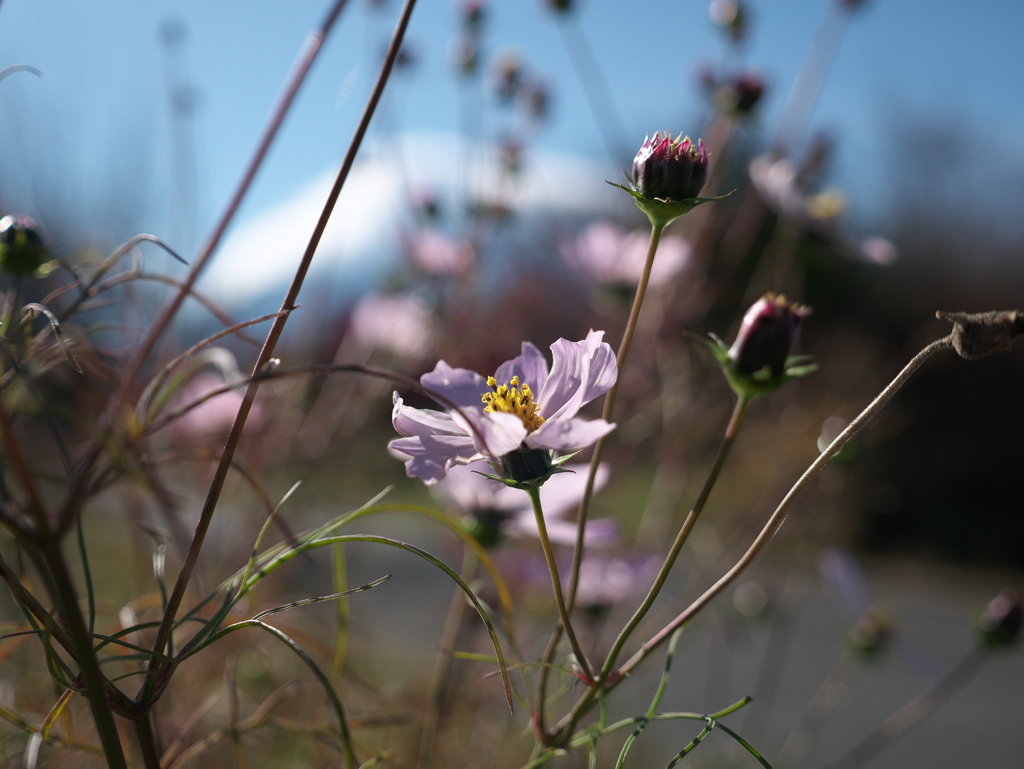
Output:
top-left (620, 338), bottom-right (951, 671)
top-left (596, 393), bottom-right (750, 682)
top-left (566, 222), bottom-right (664, 606)
top-left (526, 486), bottom-right (592, 684)
top-left (539, 133), bottom-right (721, 736)
top-left (534, 223), bottom-right (664, 734)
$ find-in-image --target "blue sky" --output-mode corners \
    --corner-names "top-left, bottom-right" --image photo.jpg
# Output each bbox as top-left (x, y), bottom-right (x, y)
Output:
top-left (1, 0), bottom-right (1022, 300)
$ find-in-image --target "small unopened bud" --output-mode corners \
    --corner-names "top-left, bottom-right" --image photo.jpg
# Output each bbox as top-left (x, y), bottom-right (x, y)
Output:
top-left (0, 214), bottom-right (46, 276)
top-left (846, 605), bottom-right (894, 659)
top-left (631, 132), bottom-right (708, 202)
top-left (937, 310), bottom-right (1024, 360)
top-left (702, 292), bottom-right (815, 398)
top-left (615, 133), bottom-right (729, 228)
top-left (729, 293), bottom-right (809, 378)
top-left (977, 588), bottom-right (1022, 648)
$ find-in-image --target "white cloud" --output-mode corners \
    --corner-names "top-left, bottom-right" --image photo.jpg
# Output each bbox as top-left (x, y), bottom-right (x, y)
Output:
top-left (198, 131), bottom-right (617, 310)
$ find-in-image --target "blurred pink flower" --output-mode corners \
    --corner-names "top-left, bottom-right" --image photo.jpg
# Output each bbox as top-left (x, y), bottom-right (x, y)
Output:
top-left (349, 292), bottom-right (435, 362)
top-left (749, 155), bottom-right (898, 265)
top-left (561, 220), bottom-right (692, 288)
top-left (574, 554), bottom-right (662, 614)
top-left (406, 228), bottom-right (474, 276)
top-left (170, 371), bottom-right (264, 441)
top-left (434, 462), bottom-right (618, 547)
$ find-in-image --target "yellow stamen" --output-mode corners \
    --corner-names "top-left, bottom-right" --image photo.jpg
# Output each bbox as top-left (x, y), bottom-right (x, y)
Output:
top-left (481, 375), bottom-right (546, 432)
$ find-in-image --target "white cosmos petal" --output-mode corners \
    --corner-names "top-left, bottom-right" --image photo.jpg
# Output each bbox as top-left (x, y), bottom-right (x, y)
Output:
top-left (388, 433), bottom-right (482, 484)
top-left (538, 330), bottom-right (616, 421)
top-left (420, 360), bottom-right (490, 409)
top-left (451, 408), bottom-right (528, 458)
top-left (392, 393), bottom-right (463, 437)
top-left (493, 341), bottom-right (549, 393)
top-left (527, 417), bottom-right (615, 451)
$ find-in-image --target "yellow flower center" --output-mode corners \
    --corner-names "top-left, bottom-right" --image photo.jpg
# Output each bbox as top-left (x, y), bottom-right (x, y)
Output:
top-left (481, 375), bottom-right (546, 432)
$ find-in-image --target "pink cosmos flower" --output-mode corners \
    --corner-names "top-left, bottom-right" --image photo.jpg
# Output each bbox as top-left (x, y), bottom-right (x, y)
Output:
top-left (561, 219), bottom-right (692, 289)
top-left (390, 330), bottom-right (617, 484)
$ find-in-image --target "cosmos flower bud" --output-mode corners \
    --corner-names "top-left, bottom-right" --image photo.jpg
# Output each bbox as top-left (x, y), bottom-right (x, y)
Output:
top-left (613, 133), bottom-right (728, 229)
top-left (977, 589), bottom-right (1022, 648)
top-left (0, 214), bottom-right (46, 276)
top-left (631, 132), bottom-right (708, 203)
top-left (703, 292), bottom-right (816, 399)
top-left (729, 293), bottom-right (809, 378)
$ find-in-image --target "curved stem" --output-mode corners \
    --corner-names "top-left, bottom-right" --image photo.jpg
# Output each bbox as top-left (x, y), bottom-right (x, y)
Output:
top-left (619, 336), bottom-right (953, 675)
top-left (553, 334), bottom-right (955, 741)
top-left (527, 486), bottom-right (592, 685)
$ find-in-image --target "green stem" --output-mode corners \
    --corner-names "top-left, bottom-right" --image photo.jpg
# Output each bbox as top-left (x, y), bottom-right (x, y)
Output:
top-left (38, 538), bottom-right (128, 769)
top-left (568, 222), bottom-right (665, 604)
top-left (134, 710), bottom-right (162, 769)
top-left (597, 394), bottom-right (749, 682)
top-left (536, 223), bottom-right (664, 735)
top-left (527, 486), bottom-right (592, 685)
top-left (0, 397), bottom-right (128, 765)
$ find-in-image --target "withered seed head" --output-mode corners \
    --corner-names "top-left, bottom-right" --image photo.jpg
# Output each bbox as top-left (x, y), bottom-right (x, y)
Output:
top-left (936, 310), bottom-right (1024, 360)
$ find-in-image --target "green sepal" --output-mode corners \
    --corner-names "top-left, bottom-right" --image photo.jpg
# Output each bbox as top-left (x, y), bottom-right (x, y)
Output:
top-left (606, 181), bottom-right (734, 229)
top-left (473, 449), bottom-right (569, 490)
top-left (697, 332), bottom-right (816, 399)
